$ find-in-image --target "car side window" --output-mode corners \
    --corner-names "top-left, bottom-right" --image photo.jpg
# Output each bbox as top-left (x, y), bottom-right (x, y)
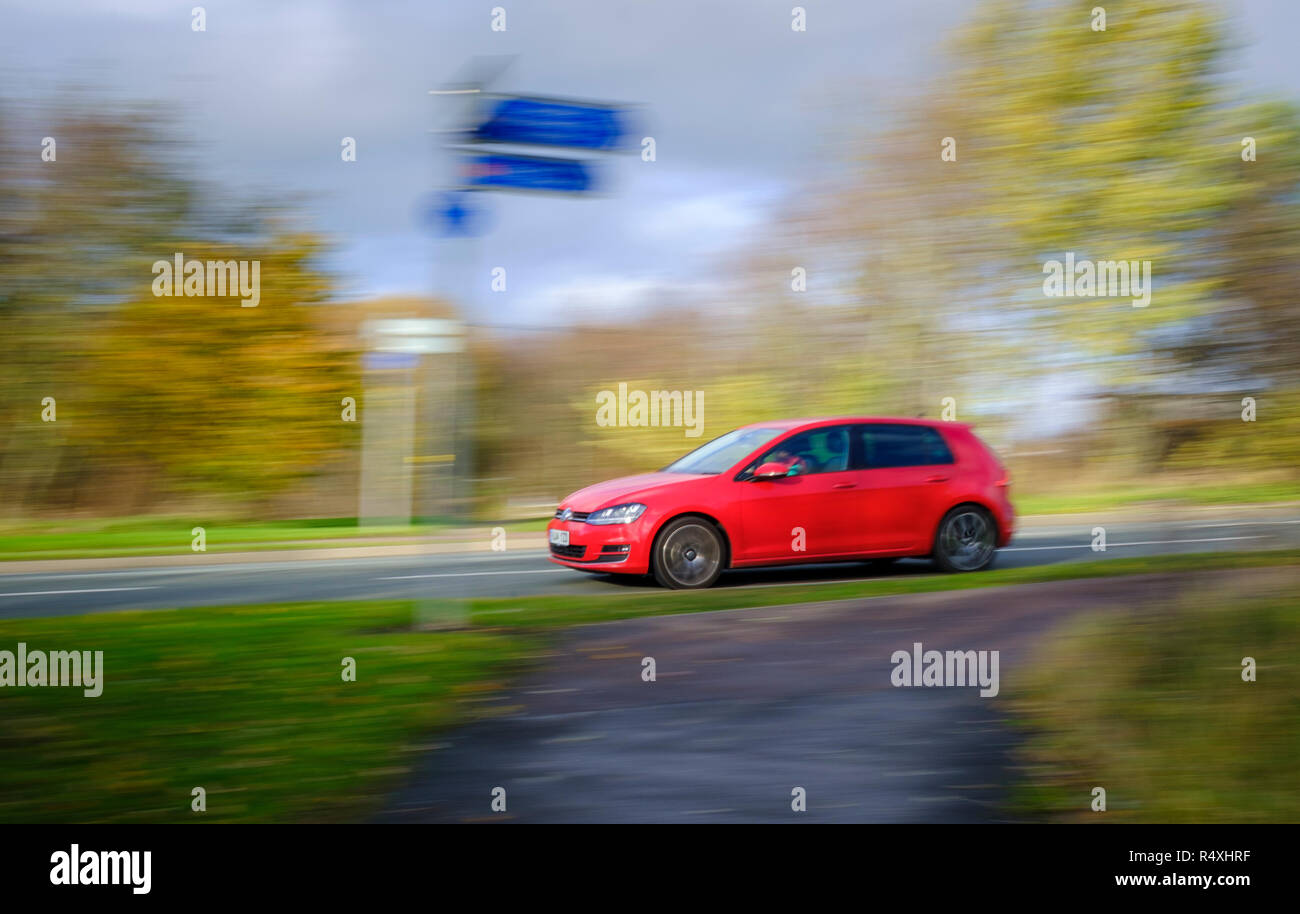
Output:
top-left (854, 424), bottom-right (955, 469)
top-left (745, 425), bottom-right (852, 476)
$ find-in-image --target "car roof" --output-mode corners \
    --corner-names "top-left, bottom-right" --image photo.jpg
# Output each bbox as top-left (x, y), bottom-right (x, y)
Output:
top-left (739, 416), bottom-right (970, 432)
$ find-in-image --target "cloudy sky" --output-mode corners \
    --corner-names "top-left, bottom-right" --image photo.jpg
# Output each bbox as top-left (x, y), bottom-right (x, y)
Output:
top-left (2, 0), bottom-right (1298, 328)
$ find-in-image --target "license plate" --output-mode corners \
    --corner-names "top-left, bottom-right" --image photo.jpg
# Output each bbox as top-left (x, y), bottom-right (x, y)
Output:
top-left (549, 529), bottom-right (570, 546)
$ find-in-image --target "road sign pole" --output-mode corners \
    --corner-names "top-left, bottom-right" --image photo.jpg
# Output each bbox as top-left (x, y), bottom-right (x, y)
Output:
top-left (426, 62), bottom-right (636, 521)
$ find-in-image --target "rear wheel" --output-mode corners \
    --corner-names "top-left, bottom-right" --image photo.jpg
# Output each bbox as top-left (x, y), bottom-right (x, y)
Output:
top-left (651, 517), bottom-right (725, 589)
top-left (933, 506), bottom-right (997, 572)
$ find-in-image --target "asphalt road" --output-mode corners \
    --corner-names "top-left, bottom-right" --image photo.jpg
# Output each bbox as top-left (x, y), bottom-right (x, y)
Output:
top-left (0, 514), bottom-right (1297, 619)
top-left (380, 566), bottom-right (1292, 823)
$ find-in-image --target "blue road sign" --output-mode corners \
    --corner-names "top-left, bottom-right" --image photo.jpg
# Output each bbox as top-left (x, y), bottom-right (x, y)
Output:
top-left (421, 190), bottom-right (492, 237)
top-left (364, 351), bottom-right (421, 371)
top-left (460, 152), bottom-right (596, 194)
top-left (470, 97), bottom-right (627, 150)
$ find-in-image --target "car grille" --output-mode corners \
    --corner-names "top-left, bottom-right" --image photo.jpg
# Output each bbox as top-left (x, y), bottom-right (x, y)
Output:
top-left (552, 509), bottom-right (591, 522)
top-left (549, 543), bottom-right (586, 559)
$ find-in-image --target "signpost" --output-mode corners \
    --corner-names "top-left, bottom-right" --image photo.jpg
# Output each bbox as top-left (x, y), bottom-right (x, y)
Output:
top-left (406, 61), bottom-right (642, 629)
top-left (468, 96), bottom-right (630, 151)
top-left (422, 67), bottom-right (637, 522)
top-left (358, 319), bottom-right (464, 527)
top-left (458, 151), bottom-right (597, 194)
top-left (424, 190), bottom-right (491, 238)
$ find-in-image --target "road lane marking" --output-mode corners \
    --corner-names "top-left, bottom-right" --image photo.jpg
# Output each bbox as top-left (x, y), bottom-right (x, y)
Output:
top-left (1184, 520), bottom-right (1300, 528)
top-left (379, 569), bottom-right (574, 582)
top-left (0, 566), bottom-right (303, 582)
top-left (1004, 535), bottom-right (1265, 552)
top-left (1010, 523), bottom-right (1294, 539)
top-left (0, 586), bottom-right (159, 597)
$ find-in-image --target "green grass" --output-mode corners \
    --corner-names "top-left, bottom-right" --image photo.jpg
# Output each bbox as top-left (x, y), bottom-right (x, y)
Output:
top-left (0, 601), bottom-right (538, 823)
top-left (1008, 576), bottom-right (1300, 823)
top-left (0, 515), bottom-right (549, 561)
top-left (1013, 480), bottom-right (1300, 515)
top-left (464, 548), bottom-right (1300, 629)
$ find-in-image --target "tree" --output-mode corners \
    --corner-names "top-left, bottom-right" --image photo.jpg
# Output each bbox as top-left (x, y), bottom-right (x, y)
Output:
top-left (78, 236), bottom-right (355, 507)
top-left (0, 99), bottom-right (355, 514)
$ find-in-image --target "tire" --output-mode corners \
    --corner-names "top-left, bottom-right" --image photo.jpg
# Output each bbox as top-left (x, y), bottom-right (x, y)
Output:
top-left (932, 505), bottom-right (997, 573)
top-left (651, 516), bottom-right (725, 589)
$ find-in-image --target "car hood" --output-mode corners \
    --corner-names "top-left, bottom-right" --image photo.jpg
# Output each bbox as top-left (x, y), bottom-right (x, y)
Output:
top-left (559, 472), bottom-right (709, 513)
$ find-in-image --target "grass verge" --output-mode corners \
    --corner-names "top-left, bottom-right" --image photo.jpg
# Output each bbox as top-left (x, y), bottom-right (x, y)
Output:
top-left (1007, 575), bottom-right (1300, 822)
top-left (465, 548), bottom-right (1300, 628)
top-left (0, 601), bottom-right (538, 823)
top-left (0, 516), bottom-right (549, 561)
top-left (1012, 480), bottom-right (1300, 515)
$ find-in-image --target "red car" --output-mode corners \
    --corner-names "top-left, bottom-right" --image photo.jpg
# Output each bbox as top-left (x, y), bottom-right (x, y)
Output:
top-left (548, 417), bottom-right (1014, 588)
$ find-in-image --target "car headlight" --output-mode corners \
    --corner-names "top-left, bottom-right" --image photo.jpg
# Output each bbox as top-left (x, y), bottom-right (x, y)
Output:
top-left (586, 503), bottom-right (647, 525)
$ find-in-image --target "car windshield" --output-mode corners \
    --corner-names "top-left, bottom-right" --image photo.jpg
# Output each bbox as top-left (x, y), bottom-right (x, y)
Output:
top-left (661, 427), bottom-right (785, 475)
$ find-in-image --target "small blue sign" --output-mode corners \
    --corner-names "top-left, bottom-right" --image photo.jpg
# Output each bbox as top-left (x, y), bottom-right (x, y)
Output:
top-left (461, 153), bottom-right (596, 194)
top-left (471, 97), bottom-right (627, 150)
top-left (422, 190), bottom-right (491, 237)
top-left (364, 351), bottom-right (421, 371)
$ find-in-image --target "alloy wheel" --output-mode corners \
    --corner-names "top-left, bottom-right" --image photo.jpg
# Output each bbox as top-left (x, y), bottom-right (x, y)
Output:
top-left (938, 509), bottom-right (995, 571)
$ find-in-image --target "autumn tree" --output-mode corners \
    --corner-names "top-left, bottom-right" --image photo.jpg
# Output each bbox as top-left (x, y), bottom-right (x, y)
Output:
top-left (0, 99), bottom-right (355, 514)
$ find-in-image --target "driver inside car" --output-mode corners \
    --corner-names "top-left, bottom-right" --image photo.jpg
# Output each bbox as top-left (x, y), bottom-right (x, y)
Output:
top-left (764, 446), bottom-right (812, 475)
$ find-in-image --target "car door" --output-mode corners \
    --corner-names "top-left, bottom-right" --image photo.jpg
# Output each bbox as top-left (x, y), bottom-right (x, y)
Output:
top-left (736, 425), bottom-right (860, 560)
top-left (850, 424), bottom-right (958, 552)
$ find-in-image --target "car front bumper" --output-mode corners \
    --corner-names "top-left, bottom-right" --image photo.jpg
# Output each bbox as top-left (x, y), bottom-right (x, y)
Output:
top-left (546, 517), bottom-right (653, 574)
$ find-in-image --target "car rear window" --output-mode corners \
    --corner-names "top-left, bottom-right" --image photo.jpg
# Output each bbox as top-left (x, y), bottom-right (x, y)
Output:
top-left (854, 424), bottom-right (955, 469)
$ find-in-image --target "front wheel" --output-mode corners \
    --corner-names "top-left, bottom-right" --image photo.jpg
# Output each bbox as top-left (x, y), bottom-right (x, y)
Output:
top-left (932, 506), bottom-right (997, 573)
top-left (651, 517), bottom-right (725, 589)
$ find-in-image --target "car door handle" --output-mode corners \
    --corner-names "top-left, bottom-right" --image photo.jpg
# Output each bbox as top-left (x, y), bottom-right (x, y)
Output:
top-left (924, 475), bottom-right (950, 483)
top-left (832, 482), bottom-right (856, 489)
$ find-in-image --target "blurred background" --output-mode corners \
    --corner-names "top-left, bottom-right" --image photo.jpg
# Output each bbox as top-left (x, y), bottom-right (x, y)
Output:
top-left (1, 0), bottom-right (1299, 828)
top-left (1, 0), bottom-right (1298, 528)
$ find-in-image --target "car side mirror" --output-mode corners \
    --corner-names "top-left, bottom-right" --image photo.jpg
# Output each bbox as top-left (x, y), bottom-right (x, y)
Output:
top-left (752, 461), bottom-right (792, 480)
